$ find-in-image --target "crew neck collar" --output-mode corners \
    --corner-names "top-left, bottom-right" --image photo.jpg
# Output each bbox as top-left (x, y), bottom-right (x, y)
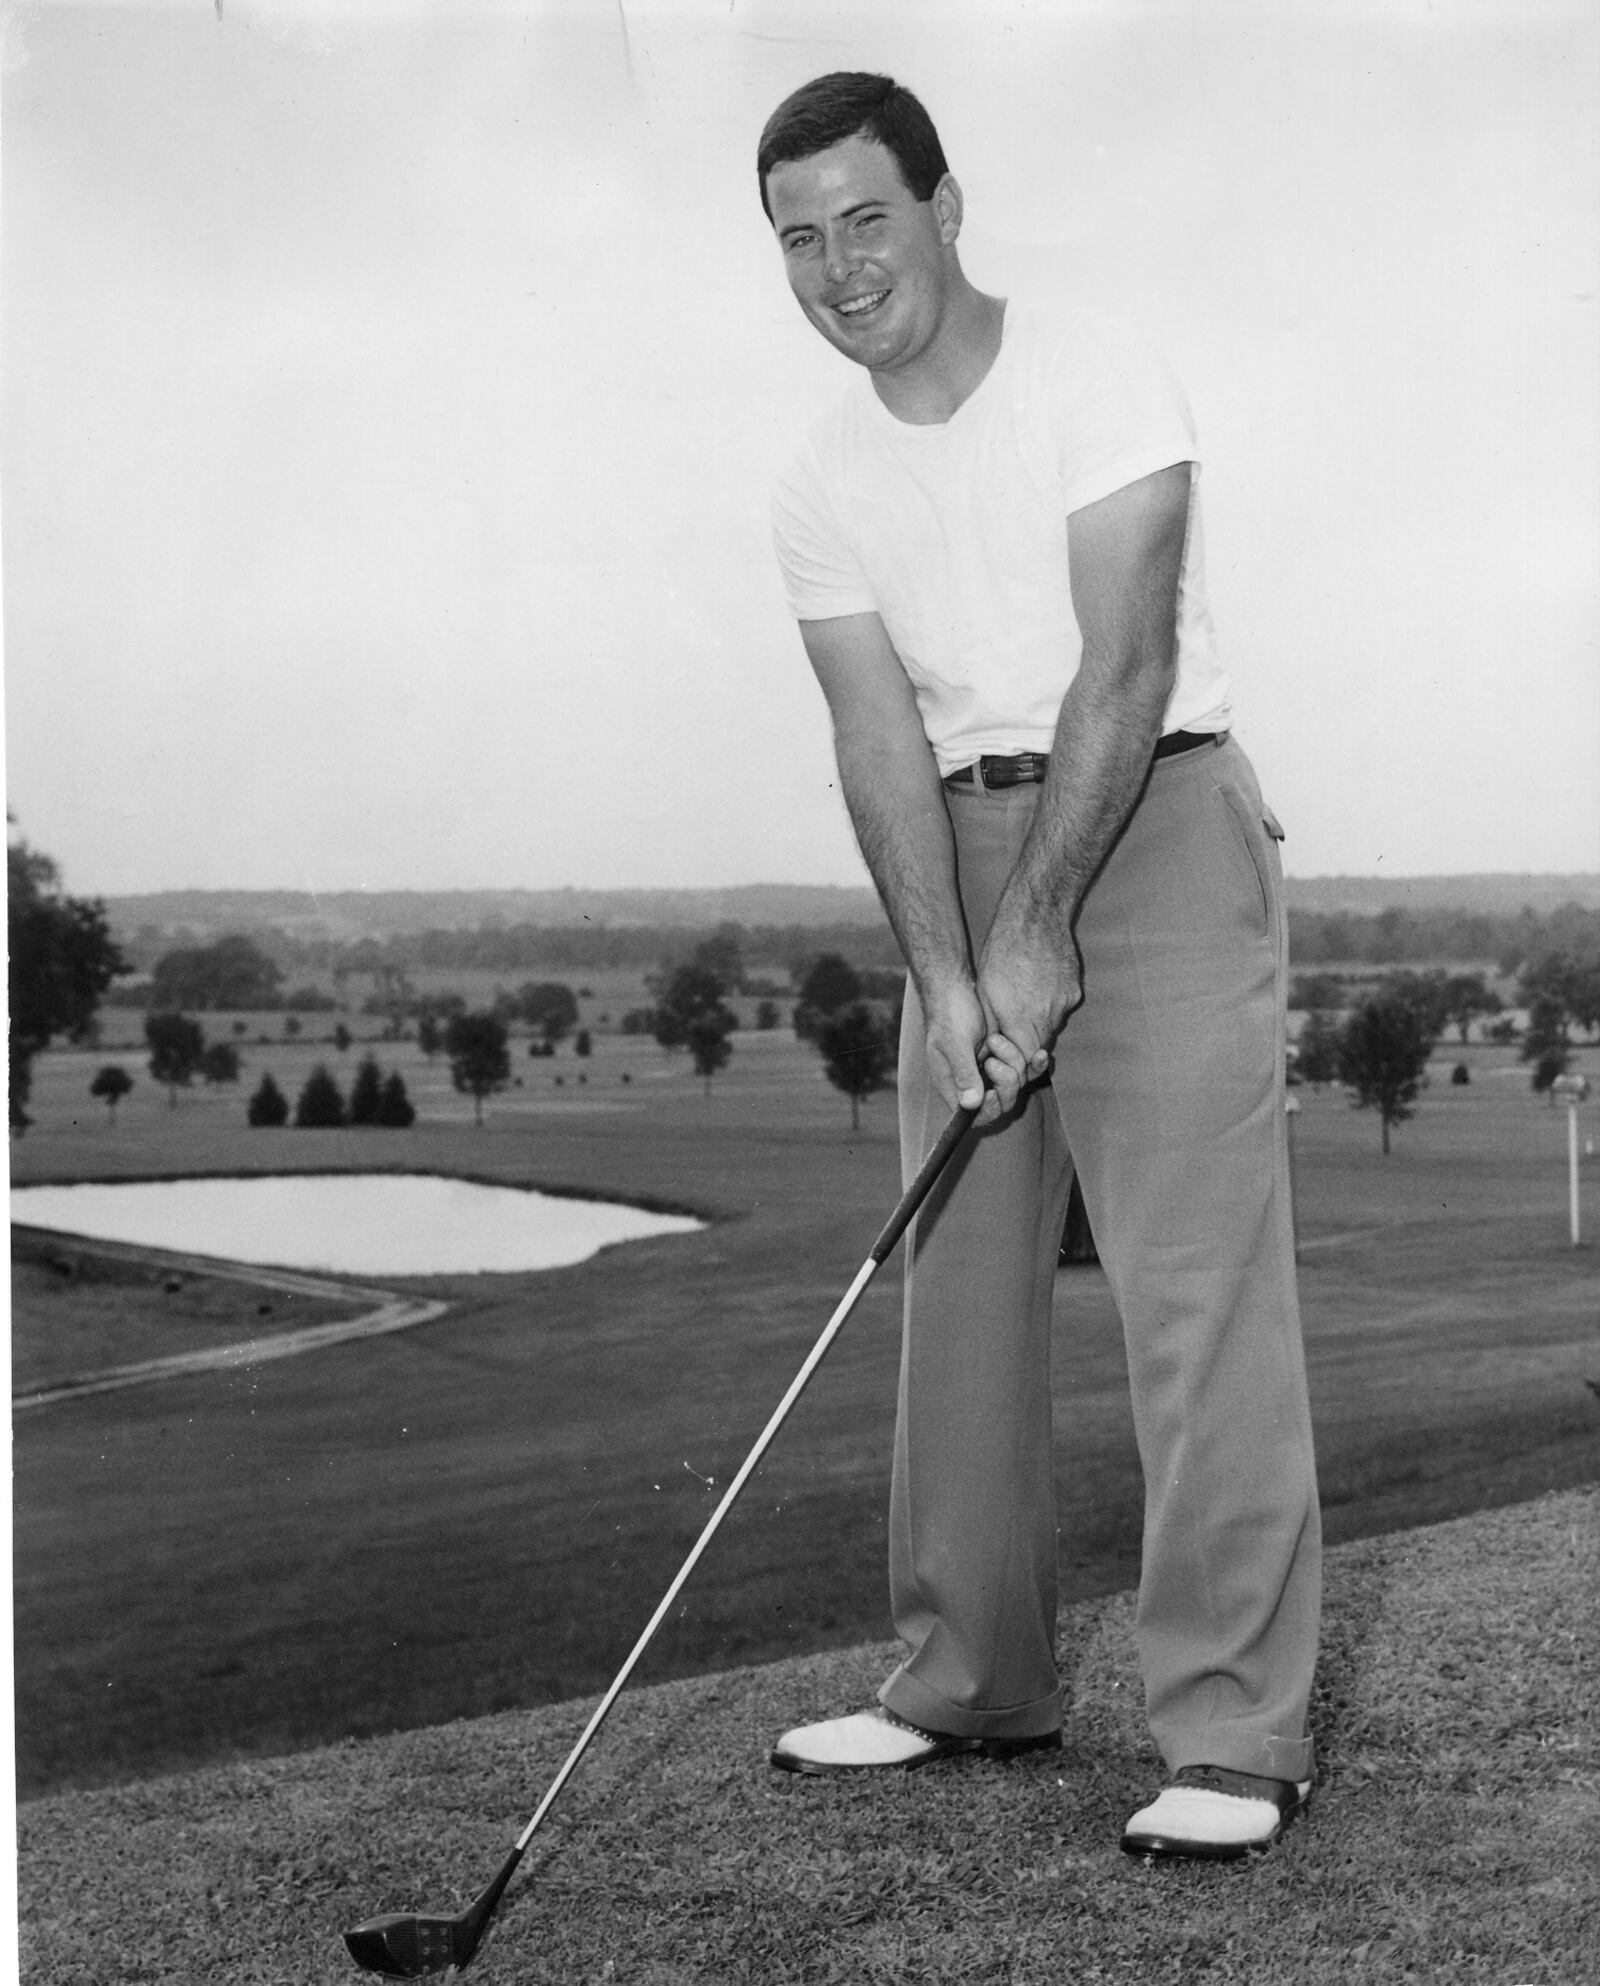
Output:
top-left (863, 296), bottom-right (1013, 434)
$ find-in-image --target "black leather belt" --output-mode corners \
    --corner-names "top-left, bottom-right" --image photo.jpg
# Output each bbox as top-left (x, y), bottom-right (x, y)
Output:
top-left (944, 731), bottom-right (1221, 789)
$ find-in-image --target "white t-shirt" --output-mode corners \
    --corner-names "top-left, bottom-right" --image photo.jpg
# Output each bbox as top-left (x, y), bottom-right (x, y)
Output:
top-left (770, 303), bottom-right (1231, 775)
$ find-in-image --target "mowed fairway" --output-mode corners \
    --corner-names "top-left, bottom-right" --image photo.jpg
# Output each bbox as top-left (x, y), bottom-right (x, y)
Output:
top-left (11, 1023), bottom-right (1599, 1797)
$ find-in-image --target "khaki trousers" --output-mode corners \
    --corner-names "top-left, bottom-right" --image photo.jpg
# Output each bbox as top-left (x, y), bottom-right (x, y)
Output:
top-left (880, 736), bottom-right (1320, 1783)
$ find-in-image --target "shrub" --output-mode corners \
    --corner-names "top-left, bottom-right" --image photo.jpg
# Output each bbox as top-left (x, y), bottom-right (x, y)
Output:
top-left (200, 1041), bottom-right (242, 1085)
top-left (1451, 1062), bottom-right (1471, 1085)
top-left (294, 1066), bottom-right (347, 1128)
top-left (247, 1073), bottom-right (290, 1127)
top-left (348, 1055), bottom-right (385, 1126)
top-left (376, 1071), bottom-right (416, 1128)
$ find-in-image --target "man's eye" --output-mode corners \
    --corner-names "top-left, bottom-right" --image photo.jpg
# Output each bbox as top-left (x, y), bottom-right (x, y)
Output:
top-left (852, 213), bottom-right (884, 231)
top-left (786, 233), bottom-right (818, 253)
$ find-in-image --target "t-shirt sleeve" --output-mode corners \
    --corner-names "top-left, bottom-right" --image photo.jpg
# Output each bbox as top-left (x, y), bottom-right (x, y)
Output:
top-left (1048, 316), bottom-right (1199, 516)
top-left (770, 447), bottom-right (878, 623)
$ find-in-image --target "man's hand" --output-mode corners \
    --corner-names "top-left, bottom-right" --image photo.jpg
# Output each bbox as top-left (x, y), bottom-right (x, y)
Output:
top-left (922, 978), bottom-right (1029, 1123)
top-left (975, 937), bottom-right (1084, 1083)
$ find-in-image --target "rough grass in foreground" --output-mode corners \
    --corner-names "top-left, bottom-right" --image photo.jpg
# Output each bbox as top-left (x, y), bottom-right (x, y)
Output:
top-left (17, 1489), bottom-right (1597, 1984)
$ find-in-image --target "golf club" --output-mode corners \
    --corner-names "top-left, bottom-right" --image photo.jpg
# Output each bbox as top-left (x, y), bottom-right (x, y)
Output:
top-left (343, 1101), bottom-right (977, 1976)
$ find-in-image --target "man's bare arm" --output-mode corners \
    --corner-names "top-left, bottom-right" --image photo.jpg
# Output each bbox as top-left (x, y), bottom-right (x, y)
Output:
top-left (978, 463), bottom-right (1193, 1073)
top-left (799, 612), bottom-right (1024, 1117)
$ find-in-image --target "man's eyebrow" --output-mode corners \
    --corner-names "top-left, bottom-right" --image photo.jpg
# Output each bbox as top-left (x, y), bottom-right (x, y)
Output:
top-left (778, 198), bottom-right (887, 240)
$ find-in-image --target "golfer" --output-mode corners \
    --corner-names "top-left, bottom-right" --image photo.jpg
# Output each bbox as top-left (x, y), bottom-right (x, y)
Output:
top-left (759, 72), bottom-right (1321, 1860)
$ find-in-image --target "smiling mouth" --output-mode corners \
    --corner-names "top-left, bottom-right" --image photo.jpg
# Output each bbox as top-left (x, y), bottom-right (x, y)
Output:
top-left (834, 289), bottom-right (890, 318)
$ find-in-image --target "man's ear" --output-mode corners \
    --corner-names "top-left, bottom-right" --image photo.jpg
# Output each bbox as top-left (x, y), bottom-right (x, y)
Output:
top-left (932, 173), bottom-right (963, 245)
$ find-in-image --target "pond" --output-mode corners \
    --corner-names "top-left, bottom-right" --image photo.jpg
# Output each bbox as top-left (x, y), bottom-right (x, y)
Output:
top-left (10, 1174), bottom-right (703, 1278)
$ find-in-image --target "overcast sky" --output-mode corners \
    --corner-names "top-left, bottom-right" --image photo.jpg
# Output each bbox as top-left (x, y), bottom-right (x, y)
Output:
top-left (3, 0), bottom-right (1596, 898)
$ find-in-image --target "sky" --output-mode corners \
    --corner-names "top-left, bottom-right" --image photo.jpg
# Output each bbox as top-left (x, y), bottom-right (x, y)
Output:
top-left (2, 0), bottom-right (1596, 898)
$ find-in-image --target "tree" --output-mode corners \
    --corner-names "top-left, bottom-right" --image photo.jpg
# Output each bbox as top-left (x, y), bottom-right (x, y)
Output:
top-left (418, 1012), bottom-right (443, 1058)
top-left (793, 951), bottom-right (862, 1042)
top-left (8, 834), bottom-right (127, 1133)
top-left (149, 932), bottom-right (282, 1012)
top-left (689, 925), bottom-right (745, 995)
top-left (1335, 993), bottom-right (1435, 1153)
top-left (199, 1041), bottom-right (242, 1084)
top-left (652, 963), bottom-right (735, 1054)
top-left (517, 981), bottom-right (580, 1044)
top-left (145, 1012), bottom-right (206, 1105)
top-left (1375, 968), bottom-right (1451, 1045)
top-left (1531, 1048), bottom-right (1572, 1099)
top-left (1520, 994), bottom-right (1571, 1075)
top-left (686, 1011), bottom-right (734, 1096)
top-left (445, 1010), bottom-right (511, 1124)
top-left (1519, 949), bottom-right (1600, 1044)
top-left (247, 1072), bottom-right (291, 1127)
top-left (333, 1022), bottom-right (352, 1053)
top-left (348, 1054), bottom-right (386, 1125)
top-left (1287, 972), bottom-right (1346, 1014)
top-left (755, 998), bottom-right (781, 1031)
top-left (1573, 959), bottom-right (1600, 1040)
top-left (89, 1064), bottom-right (134, 1124)
top-left (816, 1000), bottom-right (894, 1130)
top-left (1441, 972), bottom-right (1502, 1045)
top-left (1294, 1009), bottom-right (1341, 1090)
top-left (574, 1028), bottom-right (593, 1058)
top-left (294, 1065), bottom-right (347, 1128)
top-left (376, 1070), bottom-right (416, 1128)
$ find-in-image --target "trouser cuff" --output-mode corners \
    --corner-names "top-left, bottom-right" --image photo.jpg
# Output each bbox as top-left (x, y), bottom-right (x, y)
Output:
top-left (878, 1667), bottom-right (1063, 1742)
top-left (1169, 1728), bottom-right (1315, 1784)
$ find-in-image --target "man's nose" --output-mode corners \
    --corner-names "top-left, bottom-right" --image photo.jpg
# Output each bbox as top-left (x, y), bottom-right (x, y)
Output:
top-left (822, 228), bottom-right (861, 283)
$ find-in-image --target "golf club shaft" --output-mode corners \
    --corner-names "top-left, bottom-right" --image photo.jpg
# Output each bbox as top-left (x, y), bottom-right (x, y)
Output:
top-left (511, 1102), bottom-right (975, 1854)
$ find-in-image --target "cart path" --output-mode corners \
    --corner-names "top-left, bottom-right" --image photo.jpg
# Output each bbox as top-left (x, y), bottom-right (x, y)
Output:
top-left (11, 1230), bottom-right (450, 1412)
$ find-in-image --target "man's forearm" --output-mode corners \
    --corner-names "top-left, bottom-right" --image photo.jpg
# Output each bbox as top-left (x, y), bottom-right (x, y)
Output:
top-left (986, 464), bottom-right (1191, 965)
top-left (987, 657), bottom-right (1172, 953)
top-left (833, 725), bottom-right (973, 1003)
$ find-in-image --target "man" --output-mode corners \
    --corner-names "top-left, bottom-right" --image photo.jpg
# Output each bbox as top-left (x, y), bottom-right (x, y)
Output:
top-left (758, 72), bottom-right (1321, 1861)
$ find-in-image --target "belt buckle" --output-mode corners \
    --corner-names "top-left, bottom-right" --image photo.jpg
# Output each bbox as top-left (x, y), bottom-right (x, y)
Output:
top-left (982, 753), bottom-right (1040, 790)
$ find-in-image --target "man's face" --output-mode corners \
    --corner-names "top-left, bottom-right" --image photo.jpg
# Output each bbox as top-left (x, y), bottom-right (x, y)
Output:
top-left (765, 134), bottom-right (958, 374)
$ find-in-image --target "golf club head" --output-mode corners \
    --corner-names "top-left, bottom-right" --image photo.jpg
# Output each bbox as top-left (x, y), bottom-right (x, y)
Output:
top-left (343, 1911), bottom-right (477, 1977)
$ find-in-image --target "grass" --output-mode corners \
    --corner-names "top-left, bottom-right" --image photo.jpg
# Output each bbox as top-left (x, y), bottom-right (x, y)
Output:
top-left (15, 1488), bottom-right (1597, 1983)
top-left (10, 1237), bottom-right (369, 1394)
top-left (10, 1028), bottom-right (1599, 1802)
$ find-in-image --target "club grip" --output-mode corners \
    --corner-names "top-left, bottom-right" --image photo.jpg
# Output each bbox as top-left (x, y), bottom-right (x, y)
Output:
top-left (868, 1105), bottom-right (977, 1265)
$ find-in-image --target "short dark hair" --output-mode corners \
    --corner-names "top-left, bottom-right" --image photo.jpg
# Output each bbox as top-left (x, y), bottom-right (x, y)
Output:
top-left (757, 72), bottom-right (948, 222)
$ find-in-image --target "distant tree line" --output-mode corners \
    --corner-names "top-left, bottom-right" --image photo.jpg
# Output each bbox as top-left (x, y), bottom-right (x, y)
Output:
top-left (1292, 957), bottom-right (1600, 1044)
top-left (109, 916), bottom-right (909, 986)
top-left (109, 900), bottom-right (1600, 991)
top-left (1286, 900), bottom-right (1600, 972)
